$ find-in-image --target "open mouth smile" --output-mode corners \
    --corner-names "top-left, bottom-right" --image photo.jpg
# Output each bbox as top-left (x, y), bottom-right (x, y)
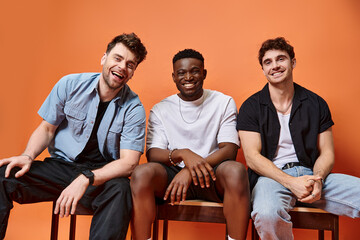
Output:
top-left (112, 71), bottom-right (125, 80)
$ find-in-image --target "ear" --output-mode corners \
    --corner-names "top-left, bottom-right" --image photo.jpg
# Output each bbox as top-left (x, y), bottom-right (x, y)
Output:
top-left (292, 58), bottom-right (296, 68)
top-left (172, 72), bottom-right (176, 83)
top-left (100, 53), bottom-right (107, 65)
top-left (203, 69), bottom-right (207, 80)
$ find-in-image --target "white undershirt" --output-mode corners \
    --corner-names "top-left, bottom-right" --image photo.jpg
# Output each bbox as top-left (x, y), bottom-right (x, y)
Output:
top-left (272, 112), bottom-right (299, 169)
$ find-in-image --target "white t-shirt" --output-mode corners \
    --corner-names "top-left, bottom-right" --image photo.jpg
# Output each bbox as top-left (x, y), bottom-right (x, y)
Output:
top-left (146, 89), bottom-right (240, 168)
top-left (272, 112), bottom-right (299, 168)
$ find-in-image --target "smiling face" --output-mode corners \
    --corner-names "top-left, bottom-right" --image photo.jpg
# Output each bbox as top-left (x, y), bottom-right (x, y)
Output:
top-left (172, 58), bottom-right (207, 101)
top-left (261, 49), bottom-right (296, 85)
top-left (100, 43), bottom-right (138, 93)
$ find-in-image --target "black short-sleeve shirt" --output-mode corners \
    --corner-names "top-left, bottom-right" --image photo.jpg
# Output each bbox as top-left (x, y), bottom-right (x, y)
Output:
top-left (237, 83), bottom-right (334, 189)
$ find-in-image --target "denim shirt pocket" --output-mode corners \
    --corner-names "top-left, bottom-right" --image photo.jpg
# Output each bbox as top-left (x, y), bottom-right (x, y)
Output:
top-left (106, 121), bottom-right (124, 158)
top-left (64, 105), bottom-right (87, 137)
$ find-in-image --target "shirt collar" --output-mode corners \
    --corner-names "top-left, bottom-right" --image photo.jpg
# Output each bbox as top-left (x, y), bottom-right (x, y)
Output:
top-left (259, 82), bottom-right (308, 105)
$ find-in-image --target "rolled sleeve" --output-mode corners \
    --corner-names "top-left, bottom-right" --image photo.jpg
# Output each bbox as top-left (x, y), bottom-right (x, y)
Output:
top-left (38, 76), bottom-right (69, 126)
top-left (120, 103), bottom-right (146, 153)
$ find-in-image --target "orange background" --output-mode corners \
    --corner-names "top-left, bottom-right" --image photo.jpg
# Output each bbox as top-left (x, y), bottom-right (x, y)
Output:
top-left (1, 0), bottom-right (360, 239)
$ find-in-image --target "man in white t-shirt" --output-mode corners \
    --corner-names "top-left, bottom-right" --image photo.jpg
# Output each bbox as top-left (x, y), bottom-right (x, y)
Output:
top-left (130, 49), bottom-right (250, 240)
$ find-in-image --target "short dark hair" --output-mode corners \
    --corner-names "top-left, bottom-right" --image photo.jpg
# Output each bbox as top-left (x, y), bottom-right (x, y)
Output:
top-left (106, 33), bottom-right (147, 65)
top-left (258, 37), bottom-right (295, 66)
top-left (172, 49), bottom-right (204, 65)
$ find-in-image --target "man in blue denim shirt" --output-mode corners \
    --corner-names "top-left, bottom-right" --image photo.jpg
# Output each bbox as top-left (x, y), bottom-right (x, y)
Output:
top-left (0, 33), bottom-right (147, 240)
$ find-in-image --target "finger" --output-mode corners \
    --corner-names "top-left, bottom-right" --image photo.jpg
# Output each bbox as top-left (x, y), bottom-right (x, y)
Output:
top-left (54, 197), bottom-right (62, 214)
top-left (164, 182), bottom-right (174, 200)
top-left (199, 165), bottom-right (211, 188)
top-left (190, 169), bottom-right (198, 186)
top-left (4, 163), bottom-right (15, 178)
top-left (204, 163), bottom-right (216, 181)
top-left (176, 185), bottom-right (183, 203)
top-left (64, 198), bottom-right (73, 217)
top-left (14, 165), bottom-right (30, 178)
top-left (0, 158), bottom-right (10, 167)
top-left (59, 197), bottom-right (68, 217)
top-left (170, 184), bottom-right (178, 205)
top-left (181, 184), bottom-right (188, 202)
top-left (194, 168), bottom-right (205, 188)
top-left (71, 199), bottom-right (78, 215)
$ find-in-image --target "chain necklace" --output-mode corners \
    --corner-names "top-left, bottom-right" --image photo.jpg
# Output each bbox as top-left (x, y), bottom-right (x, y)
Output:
top-left (276, 98), bottom-right (293, 115)
top-left (178, 94), bottom-right (205, 124)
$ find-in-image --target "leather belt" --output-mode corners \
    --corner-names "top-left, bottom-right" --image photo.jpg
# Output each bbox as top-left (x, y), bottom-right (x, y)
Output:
top-left (282, 162), bottom-right (301, 170)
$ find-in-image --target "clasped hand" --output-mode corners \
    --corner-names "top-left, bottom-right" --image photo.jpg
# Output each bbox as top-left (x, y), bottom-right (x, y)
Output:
top-left (288, 175), bottom-right (323, 203)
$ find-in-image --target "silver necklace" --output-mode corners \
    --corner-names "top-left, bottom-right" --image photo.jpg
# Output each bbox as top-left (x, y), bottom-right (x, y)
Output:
top-left (276, 99), bottom-right (293, 114)
top-left (178, 95), bottom-right (205, 124)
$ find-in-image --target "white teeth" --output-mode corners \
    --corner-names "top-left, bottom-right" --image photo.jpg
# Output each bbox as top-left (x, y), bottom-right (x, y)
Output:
top-left (272, 72), bottom-right (282, 76)
top-left (112, 71), bottom-right (124, 79)
top-left (184, 83), bottom-right (194, 88)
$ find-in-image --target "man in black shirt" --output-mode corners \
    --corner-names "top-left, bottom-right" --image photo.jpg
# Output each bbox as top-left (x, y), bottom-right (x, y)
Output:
top-left (237, 37), bottom-right (360, 239)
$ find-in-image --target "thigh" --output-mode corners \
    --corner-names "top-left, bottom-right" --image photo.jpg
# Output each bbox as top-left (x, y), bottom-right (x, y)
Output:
top-left (311, 173), bottom-right (360, 217)
top-left (1, 158), bottom-right (78, 204)
top-left (252, 176), bottom-right (296, 216)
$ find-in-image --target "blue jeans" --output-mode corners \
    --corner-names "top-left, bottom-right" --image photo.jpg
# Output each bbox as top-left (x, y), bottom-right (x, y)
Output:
top-left (251, 166), bottom-right (360, 240)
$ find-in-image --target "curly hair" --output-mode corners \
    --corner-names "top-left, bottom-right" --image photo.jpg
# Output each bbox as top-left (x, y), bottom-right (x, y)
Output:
top-left (106, 33), bottom-right (147, 65)
top-left (172, 49), bottom-right (204, 64)
top-left (258, 37), bottom-right (295, 66)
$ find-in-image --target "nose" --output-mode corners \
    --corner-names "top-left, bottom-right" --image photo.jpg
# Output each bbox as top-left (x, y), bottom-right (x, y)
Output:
top-left (184, 72), bottom-right (193, 81)
top-left (271, 61), bottom-right (280, 69)
top-left (118, 60), bottom-right (126, 70)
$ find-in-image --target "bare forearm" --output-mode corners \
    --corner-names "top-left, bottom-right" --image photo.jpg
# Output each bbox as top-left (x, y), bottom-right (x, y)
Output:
top-left (92, 149), bottom-right (141, 186)
top-left (204, 142), bottom-right (238, 167)
top-left (246, 152), bottom-right (294, 187)
top-left (23, 120), bottom-right (57, 160)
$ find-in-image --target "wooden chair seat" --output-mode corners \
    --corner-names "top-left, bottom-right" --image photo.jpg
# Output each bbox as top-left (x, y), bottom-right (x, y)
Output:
top-left (153, 200), bottom-right (339, 240)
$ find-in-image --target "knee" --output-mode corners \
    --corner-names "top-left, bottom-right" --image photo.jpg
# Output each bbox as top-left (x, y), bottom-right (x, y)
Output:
top-left (217, 161), bottom-right (249, 192)
top-left (252, 205), bottom-right (288, 226)
top-left (130, 163), bottom-right (158, 194)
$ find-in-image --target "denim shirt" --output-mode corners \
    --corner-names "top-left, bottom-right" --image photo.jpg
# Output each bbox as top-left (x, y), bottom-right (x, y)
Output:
top-left (38, 73), bottom-right (146, 162)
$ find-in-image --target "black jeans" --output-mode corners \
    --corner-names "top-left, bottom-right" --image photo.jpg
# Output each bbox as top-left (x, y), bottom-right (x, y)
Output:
top-left (0, 158), bottom-right (132, 240)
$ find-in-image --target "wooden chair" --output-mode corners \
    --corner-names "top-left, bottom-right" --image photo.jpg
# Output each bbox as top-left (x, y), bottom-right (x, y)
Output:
top-left (153, 200), bottom-right (339, 240)
top-left (50, 201), bottom-right (93, 240)
top-left (153, 200), bottom-right (227, 240)
top-left (251, 206), bottom-right (339, 240)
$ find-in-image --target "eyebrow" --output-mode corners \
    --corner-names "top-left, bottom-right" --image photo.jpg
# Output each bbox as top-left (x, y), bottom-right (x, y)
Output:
top-left (113, 53), bottom-right (137, 65)
top-left (263, 54), bottom-right (288, 64)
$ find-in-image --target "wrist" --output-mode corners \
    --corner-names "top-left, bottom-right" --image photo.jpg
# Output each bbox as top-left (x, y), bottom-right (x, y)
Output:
top-left (81, 170), bottom-right (94, 185)
top-left (169, 149), bottom-right (179, 166)
top-left (21, 153), bottom-right (34, 162)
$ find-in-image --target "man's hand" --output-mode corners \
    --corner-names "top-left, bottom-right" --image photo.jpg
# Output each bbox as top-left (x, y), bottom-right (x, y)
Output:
top-left (54, 174), bottom-right (90, 217)
top-left (174, 149), bottom-right (216, 188)
top-left (164, 168), bottom-right (192, 205)
top-left (0, 155), bottom-right (33, 178)
top-left (298, 178), bottom-right (323, 203)
top-left (286, 175), bottom-right (322, 200)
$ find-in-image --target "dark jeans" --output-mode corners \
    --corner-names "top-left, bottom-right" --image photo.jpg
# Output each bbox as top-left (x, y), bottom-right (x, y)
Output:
top-left (0, 158), bottom-right (132, 240)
